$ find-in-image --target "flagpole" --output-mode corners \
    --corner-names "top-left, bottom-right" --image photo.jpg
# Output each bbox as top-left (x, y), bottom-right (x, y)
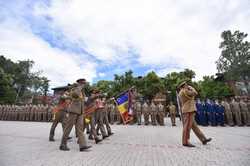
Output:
top-left (176, 91), bottom-right (184, 126)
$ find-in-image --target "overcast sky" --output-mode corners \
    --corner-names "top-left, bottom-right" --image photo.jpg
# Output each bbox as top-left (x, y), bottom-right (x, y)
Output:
top-left (0, 0), bottom-right (249, 88)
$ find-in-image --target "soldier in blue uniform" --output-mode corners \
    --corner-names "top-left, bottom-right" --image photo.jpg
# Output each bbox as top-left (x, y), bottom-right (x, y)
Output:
top-left (201, 100), bottom-right (208, 126)
top-left (211, 100), bottom-right (217, 126)
top-left (195, 99), bottom-right (202, 125)
top-left (205, 99), bottom-right (216, 126)
top-left (215, 99), bottom-right (225, 126)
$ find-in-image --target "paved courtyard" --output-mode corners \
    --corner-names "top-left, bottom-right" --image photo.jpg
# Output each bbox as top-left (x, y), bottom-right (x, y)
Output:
top-left (0, 120), bottom-right (250, 166)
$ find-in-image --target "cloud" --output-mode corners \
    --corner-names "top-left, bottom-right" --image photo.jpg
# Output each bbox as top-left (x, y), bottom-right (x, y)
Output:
top-left (35, 0), bottom-right (250, 80)
top-left (1, 0), bottom-right (249, 89)
top-left (0, 18), bottom-right (97, 88)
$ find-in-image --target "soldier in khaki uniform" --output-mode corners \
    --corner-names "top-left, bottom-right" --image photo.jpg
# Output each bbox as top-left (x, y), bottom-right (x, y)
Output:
top-left (109, 102), bottom-right (116, 124)
top-left (150, 102), bottom-right (157, 125)
top-left (34, 105), bottom-right (39, 121)
top-left (247, 100), bottom-right (250, 126)
top-left (239, 99), bottom-right (248, 125)
top-left (230, 98), bottom-right (243, 126)
top-left (95, 94), bottom-right (109, 139)
top-left (130, 100), bottom-right (137, 124)
top-left (2, 105), bottom-right (8, 120)
top-left (157, 102), bottom-right (165, 126)
top-left (169, 101), bottom-right (177, 126)
top-left (47, 105), bottom-right (53, 122)
top-left (0, 105), bottom-right (3, 120)
top-left (135, 101), bottom-right (142, 125)
top-left (60, 79), bottom-right (91, 151)
top-left (49, 91), bottom-right (71, 141)
top-left (103, 98), bottom-right (114, 135)
top-left (221, 99), bottom-right (234, 126)
top-left (178, 81), bottom-right (212, 147)
top-left (142, 102), bottom-right (150, 125)
top-left (84, 90), bottom-right (102, 144)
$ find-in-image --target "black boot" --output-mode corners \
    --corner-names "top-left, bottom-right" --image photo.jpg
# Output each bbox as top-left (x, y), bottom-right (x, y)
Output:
top-left (49, 137), bottom-right (55, 142)
top-left (183, 143), bottom-right (195, 147)
top-left (88, 135), bottom-right (94, 140)
top-left (108, 132), bottom-right (114, 136)
top-left (67, 137), bottom-right (72, 140)
top-left (95, 138), bottom-right (102, 144)
top-left (80, 145), bottom-right (92, 151)
top-left (202, 138), bottom-right (212, 145)
top-left (59, 145), bottom-right (70, 151)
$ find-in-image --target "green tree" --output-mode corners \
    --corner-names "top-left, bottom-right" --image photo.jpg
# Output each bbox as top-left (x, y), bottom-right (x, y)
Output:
top-left (198, 76), bottom-right (233, 99)
top-left (0, 68), bottom-right (16, 103)
top-left (0, 55), bottom-right (50, 104)
top-left (216, 30), bottom-right (250, 80)
top-left (163, 69), bottom-right (196, 101)
top-left (140, 71), bottom-right (163, 101)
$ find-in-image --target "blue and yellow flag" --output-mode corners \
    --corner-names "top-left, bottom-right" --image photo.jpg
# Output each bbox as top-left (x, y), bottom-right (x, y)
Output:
top-left (115, 90), bottom-right (133, 124)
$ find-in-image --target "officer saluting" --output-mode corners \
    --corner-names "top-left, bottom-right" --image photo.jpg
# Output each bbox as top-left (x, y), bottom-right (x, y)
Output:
top-left (178, 81), bottom-right (212, 147)
top-left (59, 78), bottom-right (91, 151)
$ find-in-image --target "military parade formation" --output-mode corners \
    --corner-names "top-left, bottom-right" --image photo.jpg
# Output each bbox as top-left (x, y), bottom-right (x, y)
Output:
top-left (1, 79), bottom-right (250, 150)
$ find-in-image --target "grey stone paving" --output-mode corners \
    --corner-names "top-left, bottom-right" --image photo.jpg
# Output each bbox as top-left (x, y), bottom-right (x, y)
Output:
top-left (0, 120), bottom-right (250, 166)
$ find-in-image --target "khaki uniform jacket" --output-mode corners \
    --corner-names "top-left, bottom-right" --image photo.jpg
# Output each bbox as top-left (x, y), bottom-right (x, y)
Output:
top-left (157, 104), bottom-right (164, 112)
top-left (169, 105), bottom-right (176, 114)
top-left (69, 85), bottom-right (85, 115)
top-left (135, 102), bottom-right (142, 112)
top-left (142, 103), bottom-right (149, 112)
top-left (221, 101), bottom-right (231, 112)
top-left (230, 101), bottom-right (240, 113)
top-left (178, 86), bottom-right (198, 113)
top-left (239, 101), bottom-right (248, 112)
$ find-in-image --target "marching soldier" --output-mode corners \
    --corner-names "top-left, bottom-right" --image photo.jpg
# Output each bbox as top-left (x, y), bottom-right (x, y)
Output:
top-left (49, 91), bottom-right (71, 142)
top-left (84, 89), bottom-right (102, 144)
top-left (109, 102), bottom-right (116, 125)
top-left (230, 98), bottom-right (243, 126)
top-left (135, 101), bottom-right (142, 125)
top-left (103, 98), bottom-right (114, 136)
top-left (95, 94), bottom-right (109, 139)
top-left (150, 102), bottom-right (157, 125)
top-left (178, 81), bottom-right (212, 147)
top-left (142, 101), bottom-right (150, 125)
top-left (157, 102), bottom-right (165, 126)
top-left (60, 78), bottom-right (91, 151)
top-left (169, 101), bottom-right (176, 126)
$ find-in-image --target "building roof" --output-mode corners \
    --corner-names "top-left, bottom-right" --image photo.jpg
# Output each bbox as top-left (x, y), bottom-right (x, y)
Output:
top-left (51, 85), bottom-right (69, 91)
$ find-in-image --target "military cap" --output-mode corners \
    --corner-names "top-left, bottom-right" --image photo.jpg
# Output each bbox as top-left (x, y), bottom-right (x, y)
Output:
top-left (92, 88), bottom-right (100, 94)
top-left (178, 81), bottom-right (187, 89)
top-left (76, 78), bottom-right (86, 83)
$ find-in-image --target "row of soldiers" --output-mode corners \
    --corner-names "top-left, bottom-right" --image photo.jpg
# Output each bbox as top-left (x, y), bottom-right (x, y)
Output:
top-left (128, 101), bottom-right (177, 126)
top-left (0, 104), bottom-right (53, 122)
top-left (0, 102), bottom-right (177, 126)
top-left (97, 101), bottom-right (177, 126)
top-left (195, 98), bottom-right (250, 126)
